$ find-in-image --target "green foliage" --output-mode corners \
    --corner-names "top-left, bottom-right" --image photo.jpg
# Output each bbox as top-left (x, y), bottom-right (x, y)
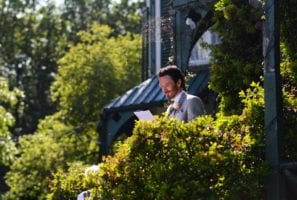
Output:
top-left (61, 0), bottom-right (111, 43)
top-left (60, 0), bottom-right (143, 41)
top-left (108, 0), bottom-right (145, 35)
top-left (2, 113), bottom-right (99, 200)
top-left (45, 79), bottom-right (297, 199)
top-left (0, 0), bottom-right (67, 134)
top-left (282, 87), bottom-right (297, 161)
top-left (210, 0), bottom-right (263, 114)
top-left (280, 0), bottom-right (297, 81)
top-left (47, 162), bottom-right (89, 200)
top-left (210, 0), bottom-right (297, 115)
top-left (0, 0), bottom-right (144, 135)
top-left (51, 24), bottom-right (141, 125)
top-left (272, 3), bottom-right (297, 160)
top-left (2, 6), bottom-right (142, 198)
top-left (50, 83), bottom-right (271, 199)
top-left (0, 77), bottom-right (23, 165)
top-left (48, 79), bottom-right (297, 199)
top-left (89, 114), bottom-right (268, 199)
top-left (44, 1), bottom-right (297, 199)
top-left (48, 162), bottom-right (102, 200)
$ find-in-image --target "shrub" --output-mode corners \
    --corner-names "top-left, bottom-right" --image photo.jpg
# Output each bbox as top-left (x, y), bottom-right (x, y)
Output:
top-left (47, 81), bottom-right (297, 199)
top-left (47, 162), bottom-right (89, 200)
top-left (92, 116), bottom-right (267, 199)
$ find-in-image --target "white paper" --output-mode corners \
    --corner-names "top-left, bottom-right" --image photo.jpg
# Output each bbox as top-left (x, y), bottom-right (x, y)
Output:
top-left (77, 191), bottom-right (90, 200)
top-left (134, 110), bottom-right (155, 121)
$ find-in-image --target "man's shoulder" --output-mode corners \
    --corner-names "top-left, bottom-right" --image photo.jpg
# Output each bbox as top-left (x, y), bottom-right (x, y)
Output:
top-left (185, 93), bottom-right (204, 108)
top-left (185, 93), bottom-right (202, 101)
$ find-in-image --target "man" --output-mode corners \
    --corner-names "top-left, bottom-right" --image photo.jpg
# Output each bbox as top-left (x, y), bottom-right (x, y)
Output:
top-left (158, 65), bottom-right (206, 122)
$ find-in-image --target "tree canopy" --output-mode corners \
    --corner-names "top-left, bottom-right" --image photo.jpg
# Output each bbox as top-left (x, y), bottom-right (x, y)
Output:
top-left (209, 0), bottom-right (263, 114)
top-left (51, 24), bottom-right (141, 126)
top-left (2, 23), bottom-right (142, 200)
top-left (0, 0), bottom-right (144, 134)
top-left (2, 113), bottom-right (99, 200)
top-left (0, 77), bottom-right (23, 166)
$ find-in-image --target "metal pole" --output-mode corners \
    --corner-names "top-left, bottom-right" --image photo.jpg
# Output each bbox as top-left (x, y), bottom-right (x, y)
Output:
top-left (263, 0), bottom-right (284, 199)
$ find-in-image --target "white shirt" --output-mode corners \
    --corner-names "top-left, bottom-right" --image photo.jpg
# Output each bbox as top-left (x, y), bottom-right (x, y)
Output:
top-left (171, 90), bottom-right (184, 104)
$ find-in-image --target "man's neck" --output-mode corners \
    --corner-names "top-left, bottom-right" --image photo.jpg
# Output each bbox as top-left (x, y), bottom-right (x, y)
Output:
top-left (171, 90), bottom-right (183, 102)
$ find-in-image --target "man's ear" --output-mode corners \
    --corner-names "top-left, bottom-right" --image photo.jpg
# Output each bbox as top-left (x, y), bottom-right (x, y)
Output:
top-left (177, 79), bottom-right (182, 88)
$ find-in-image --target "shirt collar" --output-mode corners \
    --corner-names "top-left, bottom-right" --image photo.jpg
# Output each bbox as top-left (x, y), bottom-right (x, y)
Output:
top-left (172, 90), bottom-right (185, 103)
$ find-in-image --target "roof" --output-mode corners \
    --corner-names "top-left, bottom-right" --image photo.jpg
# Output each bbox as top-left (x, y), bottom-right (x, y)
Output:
top-left (103, 70), bottom-right (209, 113)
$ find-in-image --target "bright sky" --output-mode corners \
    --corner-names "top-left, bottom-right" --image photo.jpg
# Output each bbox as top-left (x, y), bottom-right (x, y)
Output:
top-left (54, 0), bottom-right (63, 6)
top-left (51, 0), bottom-right (139, 7)
top-left (54, 0), bottom-right (134, 5)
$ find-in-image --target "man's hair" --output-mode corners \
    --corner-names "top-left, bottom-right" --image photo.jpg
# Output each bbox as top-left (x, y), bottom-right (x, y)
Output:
top-left (158, 65), bottom-right (186, 90)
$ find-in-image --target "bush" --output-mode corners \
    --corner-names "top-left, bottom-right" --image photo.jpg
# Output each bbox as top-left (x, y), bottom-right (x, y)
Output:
top-left (48, 162), bottom-right (104, 200)
top-left (92, 117), bottom-right (267, 199)
top-left (47, 162), bottom-right (90, 200)
top-left (47, 81), bottom-right (297, 199)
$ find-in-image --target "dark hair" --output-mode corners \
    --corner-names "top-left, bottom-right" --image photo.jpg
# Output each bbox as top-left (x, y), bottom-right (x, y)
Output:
top-left (158, 65), bottom-right (186, 90)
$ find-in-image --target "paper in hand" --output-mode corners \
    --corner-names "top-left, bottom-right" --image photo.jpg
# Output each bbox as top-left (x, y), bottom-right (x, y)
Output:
top-left (134, 110), bottom-right (155, 121)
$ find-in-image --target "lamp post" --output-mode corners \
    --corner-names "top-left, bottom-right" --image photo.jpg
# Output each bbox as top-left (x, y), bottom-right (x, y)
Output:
top-left (263, 0), bottom-right (284, 199)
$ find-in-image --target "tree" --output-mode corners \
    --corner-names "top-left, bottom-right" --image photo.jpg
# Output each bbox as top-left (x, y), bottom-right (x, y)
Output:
top-left (0, 77), bottom-right (23, 166)
top-left (60, 0), bottom-right (144, 42)
top-left (108, 0), bottom-right (145, 35)
top-left (51, 24), bottom-right (141, 126)
top-left (209, 0), bottom-right (263, 114)
top-left (0, 77), bottom-right (23, 193)
top-left (3, 24), bottom-right (142, 199)
top-left (0, 0), bottom-right (144, 135)
top-left (280, 0), bottom-right (297, 87)
top-left (2, 113), bottom-right (99, 200)
top-left (60, 0), bottom-right (111, 43)
top-left (209, 0), bottom-right (297, 115)
top-left (0, 0), bottom-right (65, 134)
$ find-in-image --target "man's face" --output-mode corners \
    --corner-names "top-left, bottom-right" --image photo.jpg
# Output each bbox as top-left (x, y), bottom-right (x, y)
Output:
top-left (159, 75), bottom-right (182, 99)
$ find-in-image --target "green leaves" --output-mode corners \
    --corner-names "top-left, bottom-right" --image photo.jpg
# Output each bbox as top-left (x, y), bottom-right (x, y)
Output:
top-left (3, 113), bottom-right (99, 200)
top-left (0, 77), bottom-right (23, 166)
top-left (210, 0), bottom-right (263, 114)
top-left (47, 162), bottom-right (89, 200)
top-left (2, 23), bottom-right (142, 199)
top-left (1, 0), bottom-right (143, 199)
top-left (45, 80), bottom-right (297, 199)
top-left (51, 24), bottom-right (141, 125)
top-left (83, 114), bottom-right (266, 199)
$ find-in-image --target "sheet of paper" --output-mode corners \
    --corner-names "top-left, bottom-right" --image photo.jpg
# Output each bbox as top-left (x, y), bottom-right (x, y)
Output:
top-left (134, 110), bottom-right (155, 121)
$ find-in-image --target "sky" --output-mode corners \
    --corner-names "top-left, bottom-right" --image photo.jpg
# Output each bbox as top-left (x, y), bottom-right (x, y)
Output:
top-left (53, 0), bottom-right (137, 5)
top-left (53, 0), bottom-right (127, 5)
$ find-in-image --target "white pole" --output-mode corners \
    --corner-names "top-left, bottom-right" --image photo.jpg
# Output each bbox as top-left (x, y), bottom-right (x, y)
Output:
top-left (155, 0), bottom-right (161, 73)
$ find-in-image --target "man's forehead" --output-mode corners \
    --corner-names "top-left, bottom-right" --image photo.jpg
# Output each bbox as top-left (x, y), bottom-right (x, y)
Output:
top-left (159, 76), bottom-right (174, 83)
top-left (159, 75), bottom-right (174, 81)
